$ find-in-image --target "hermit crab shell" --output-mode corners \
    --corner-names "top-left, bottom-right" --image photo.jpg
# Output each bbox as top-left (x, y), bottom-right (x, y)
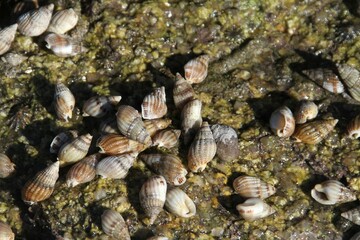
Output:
top-left (144, 119), bottom-right (172, 137)
top-left (139, 175), bottom-right (167, 224)
top-left (0, 153), bottom-right (16, 178)
top-left (292, 119), bottom-right (338, 144)
top-left (337, 64), bottom-right (360, 101)
top-left (49, 130), bottom-right (78, 154)
top-left (82, 96), bottom-right (121, 118)
top-left (141, 87), bottom-right (167, 120)
top-left (66, 153), bottom-right (100, 187)
top-left (236, 198), bottom-right (276, 221)
top-left (116, 105), bottom-right (152, 145)
top-left (341, 206), bottom-right (360, 225)
top-left (294, 101), bottom-right (318, 124)
top-left (184, 55), bottom-right (210, 84)
top-left (140, 154), bottom-right (187, 185)
top-left (210, 124), bottom-right (240, 162)
top-left (45, 33), bottom-right (83, 57)
top-left (17, 4), bottom-right (54, 36)
top-left (96, 134), bottom-right (145, 155)
top-left (311, 180), bottom-right (357, 205)
top-left (96, 153), bottom-right (137, 179)
top-left (187, 121), bottom-right (217, 173)
top-left (347, 115), bottom-right (360, 139)
top-left (0, 24), bottom-right (18, 56)
top-left (47, 8), bottom-right (79, 34)
top-left (165, 188), bottom-right (196, 218)
top-left (54, 82), bottom-right (75, 122)
top-left (233, 176), bottom-right (276, 199)
top-left (21, 161), bottom-right (60, 204)
top-left (0, 222), bottom-right (14, 240)
top-left (181, 99), bottom-right (202, 145)
top-left (302, 68), bottom-right (344, 94)
top-left (101, 209), bottom-right (130, 240)
top-left (152, 129), bottom-right (181, 149)
top-left (269, 106), bottom-right (295, 137)
top-left (58, 133), bottom-right (93, 167)
top-left (173, 73), bottom-right (195, 109)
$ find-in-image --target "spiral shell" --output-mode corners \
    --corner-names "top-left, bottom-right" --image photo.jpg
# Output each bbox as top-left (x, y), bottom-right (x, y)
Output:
top-left (233, 176), bottom-right (276, 199)
top-left (66, 153), bottom-right (100, 187)
top-left (152, 129), bottom-right (181, 149)
top-left (187, 121), bottom-right (217, 173)
top-left (341, 206), bottom-right (360, 225)
top-left (45, 33), bottom-right (84, 57)
top-left (337, 64), bottom-right (360, 101)
top-left (49, 130), bottom-right (78, 154)
top-left (144, 119), bottom-right (172, 137)
top-left (54, 82), bottom-right (75, 122)
top-left (17, 4), bottom-right (54, 36)
top-left (116, 105), bottom-right (152, 145)
top-left (0, 222), bottom-right (14, 240)
top-left (294, 101), bottom-right (318, 124)
top-left (0, 153), bottom-right (16, 178)
top-left (311, 180), bottom-right (357, 205)
top-left (181, 99), bottom-right (202, 145)
top-left (139, 175), bottom-right (167, 224)
top-left (173, 73), bottom-right (195, 109)
top-left (302, 68), bottom-right (344, 94)
top-left (236, 198), bottom-right (276, 221)
top-left (47, 8), bottom-right (79, 34)
top-left (58, 133), bottom-right (93, 167)
top-left (347, 115), bottom-right (360, 139)
top-left (269, 106), bottom-right (295, 137)
top-left (184, 55), bottom-right (210, 84)
top-left (96, 134), bottom-right (145, 155)
top-left (101, 209), bottom-right (130, 240)
top-left (210, 124), bottom-right (240, 162)
top-left (140, 154), bottom-right (187, 185)
top-left (96, 153), bottom-right (137, 179)
top-left (0, 24), bottom-right (18, 56)
top-left (21, 161), bottom-right (60, 204)
top-left (165, 188), bottom-right (196, 218)
top-left (141, 87), bottom-right (167, 120)
top-left (99, 118), bottom-right (120, 134)
top-left (292, 119), bottom-right (338, 144)
top-left (82, 96), bottom-right (122, 118)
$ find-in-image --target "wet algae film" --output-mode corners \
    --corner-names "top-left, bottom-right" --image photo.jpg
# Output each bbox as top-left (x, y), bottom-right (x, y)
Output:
top-left (0, 0), bottom-right (360, 239)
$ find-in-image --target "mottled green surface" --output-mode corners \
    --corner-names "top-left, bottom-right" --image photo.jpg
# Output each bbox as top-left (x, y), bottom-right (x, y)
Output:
top-left (1, 0), bottom-right (360, 239)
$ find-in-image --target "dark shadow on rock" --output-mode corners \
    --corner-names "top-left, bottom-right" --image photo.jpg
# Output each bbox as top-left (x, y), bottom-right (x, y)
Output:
top-left (132, 228), bottom-right (154, 240)
top-left (164, 53), bottom-right (198, 76)
top-left (299, 174), bottom-right (327, 199)
top-left (343, 0), bottom-right (360, 17)
top-left (291, 49), bottom-right (337, 71)
top-left (327, 102), bottom-right (360, 135)
top-left (217, 194), bottom-right (245, 216)
top-left (31, 75), bottom-right (55, 115)
top-left (86, 203), bottom-right (108, 236)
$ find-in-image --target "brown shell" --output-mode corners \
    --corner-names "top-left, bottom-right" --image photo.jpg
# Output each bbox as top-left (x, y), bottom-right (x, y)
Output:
top-left (96, 134), bottom-right (146, 155)
top-left (17, 4), bottom-right (54, 36)
top-left (152, 129), bottom-right (181, 149)
top-left (45, 33), bottom-right (83, 57)
top-left (292, 119), bottom-right (338, 144)
top-left (96, 153), bottom-right (137, 179)
top-left (294, 101), bottom-right (318, 124)
top-left (302, 68), bottom-right (344, 94)
top-left (82, 96), bottom-right (121, 118)
top-left (0, 24), bottom-right (18, 56)
top-left (210, 124), bottom-right (240, 162)
top-left (58, 133), bottom-right (93, 167)
top-left (49, 130), bottom-right (78, 154)
top-left (144, 119), bottom-right (172, 137)
top-left (141, 87), bottom-right (167, 120)
top-left (347, 115), bottom-right (360, 139)
top-left (66, 153), bottom-right (100, 187)
top-left (269, 106), bottom-right (295, 137)
top-left (173, 73), bottom-right (195, 109)
top-left (181, 99), bottom-right (202, 145)
top-left (233, 176), bottom-right (276, 199)
top-left (337, 64), bottom-right (360, 101)
top-left (21, 161), bottom-right (59, 204)
top-left (0, 222), bottom-right (15, 240)
top-left (54, 82), bottom-right (75, 122)
top-left (101, 209), bottom-right (130, 240)
top-left (184, 55), bottom-right (210, 84)
top-left (0, 153), bottom-right (16, 178)
top-left (47, 8), bottom-right (79, 34)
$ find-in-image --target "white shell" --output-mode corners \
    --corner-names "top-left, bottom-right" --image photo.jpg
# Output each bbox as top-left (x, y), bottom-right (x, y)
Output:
top-left (83, 96), bottom-right (121, 118)
top-left (17, 4), bottom-right (54, 36)
top-left (45, 33), bottom-right (83, 57)
top-left (236, 198), bottom-right (276, 221)
top-left (294, 101), bottom-right (318, 124)
top-left (0, 24), bottom-right (18, 56)
top-left (101, 209), bottom-right (130, 240)
top-left (0, 222), bottom-right (14, 240)
top-left (269, 106), bottom-right (295, 137)
top-left (181, 99), bottom-right (202, 145)
top-left (233, 176), bottom-right (276, 199)
top-left (311, 180), bottom-right (357, 205)
top-left (341, 206), bottom-right (360, 225)
top-left (54, 83), bottom-right (75, 122)
top-left (141, 87), bottom-right (167, 120)
top-left (96, 153), bottom-right (137, 179)
top-left (165, 188), bottom-right (196, 218)
top-left (48, 8), bottom-right (79, 34)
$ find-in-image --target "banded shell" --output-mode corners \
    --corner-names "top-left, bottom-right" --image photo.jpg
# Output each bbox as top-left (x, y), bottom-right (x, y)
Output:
top-left (47, 8), bottom-right (79, 34)
top-left (173, 73), bottom-right (195, 109)
top-left (21, 161), bottom-right (60, 204)
top-left (96, 153), bottom-right (137, 179)
top-left (83, 96), bottom-right (122, 118)
top-left (181, 99), bottom-right (202, 145)
top-left (302, 68), bottom-right (344, 94)
top-left (140, 154), bottom-right (188, 185)
top-left (17, 4), bottom-right (54, 36)
top-left (101, 209), bottom-right (130, 240)
top-left (0, 153), bottom-right (16, 178)
top-left (269, 106), bottom-right (295, 137)
top-left (311, 180), bottom-right (357, 205)
top-left (210, 124), bottom-right (240, 162)
top-left (184, 55), bottom-right (210, 84)
top-left (116, 105), bottom-right (152, 145)
top-left (96, 134), bottom-right (145, 155)
top-left (0, 222), bottom-right (14, 240)
top-left (141, 87), bottom-right (167, 119)
top-left (294, 101), bottom-right (318, 124)
top-left (12, 0), bottom-right (39, 19)
top-left (236, 198), bottom-right (276, 221)
top-left (58, 133), bottom-right (93, 167)
top-left (54, 82), bottom-right (75, 122)
top-left (187, 121), bottom-right (217, 173)
top-left (99, 118), bottom-right (120, 134)
top-left (139, 175), bottom-right (167, 224)
top-left (165, 188), bottom-right (196, 218)
top-left (66, 153), bottom-right (100, 187)
top-left (152, 129), bottom-right (181, 148)
top-left (341, 206), bottom-right (360, 225)
top-left (0, 24), bottom-right (18, 56)
top-left (338, 64), bottom-right (360, 101)
top-left (144, 119), bottom-right (172, 137)
top-left (45, 33), bottom-right (83, 57)
top-left (49, 130), bottom-right (78, 154)
top-left (347, 115), bottom-right (360, 139)
top-left (233, 176), bottom-right (276, 199)
top-left (292, 119), bottom-right (338, 144)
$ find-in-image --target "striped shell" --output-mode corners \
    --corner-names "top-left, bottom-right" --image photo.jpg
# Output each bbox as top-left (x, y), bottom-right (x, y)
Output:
top-left (0, 24), bottom-right (18, 56)
top-left (341, 206), bottom-right (360, 225)
top-left (152, 129), bottom-right (181, 148)
top-left (187, 121), bottom-right (217, 173)
top-left (99, 118), bottom-right (120, 134)
top-left (233, 176), bottom-right (276, 199)
top-left (49, 130), bottom-right (78, 154)
top-left (83, 96), bottom-right (121, 118)
top-left (17, 4), bottom-right (54, 36)
top-left (165, 188), bottom-right (196, 218)
top-left (139, 175), bottom-right (167, 224)
top-left (181, 99), bottom-right (202, 145)
top-left (144, 119), bottom-right (172, 137)
top-left (0, 222), bottom-right (14, 240)
top-left (47, 8), bottom-right (79, 34)
top-left (116, 105), bottom-right (152, 145)
top-left (21, 161), bottom-right (60, 204)
top-left (101, 209), bottom-right (130, 240)
top-left (302, 68), bottom-right (344, 94)
top-left (347, 115), bottom-right (360, 139)
top-left (294, 101), bottom-right (318, 124)
top-left (96, 134), bottom-right (145, 155)
top-left (210, 124), bottom-right (240, 162)
top-left (58, 133), bottom-right (93, 167)
top-left (45, 33), bottom-right (83, 57)
top-left (54, 83), bottom-right (75, 122)
top-left (311, 180), bottom-right (357, 205)
top-left (141, 87), bottom-right (167, 119)
top-left (96, 153), bottom-right (137, 179)
top-left (140, 154), bottom-right (187, 185)
top-left (66, 153), bottom-right (100, 187)
top-left (173, 73), bottom-right (195, 109)
top-left (12, 0), bottom-right (39, 19)
top-left (184, 55), bottom-right (210, 84)
top-left (337, 64), bottom-right (360, 101)
top-left (292, 119), bottom-right (338, 144)
top-left (236, 198), bottom-right (276, 221)
top-left (269, 106), bottom-right (295, 137)
top-left (0, 153), bottom-right (16, 178)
